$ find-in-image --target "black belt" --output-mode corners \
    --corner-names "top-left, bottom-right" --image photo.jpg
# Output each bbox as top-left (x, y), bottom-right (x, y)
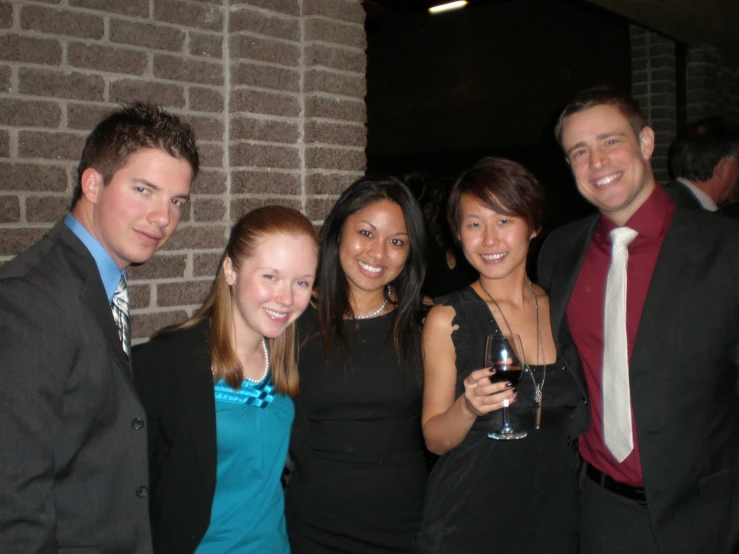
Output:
top-left (586, 464), bottom-right (647, 503)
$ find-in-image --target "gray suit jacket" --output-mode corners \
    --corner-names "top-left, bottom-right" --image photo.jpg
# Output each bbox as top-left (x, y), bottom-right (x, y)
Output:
top-left (0, 221), bottom-right (153, 553)
top-left (538, 197), bottom-right (739, 553)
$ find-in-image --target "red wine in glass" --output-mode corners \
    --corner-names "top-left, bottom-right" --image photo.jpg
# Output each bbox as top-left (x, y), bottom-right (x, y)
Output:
top-left (488, 363), bottom-right (524, 385)
top-left (486, 334), bottom-right (527, 440)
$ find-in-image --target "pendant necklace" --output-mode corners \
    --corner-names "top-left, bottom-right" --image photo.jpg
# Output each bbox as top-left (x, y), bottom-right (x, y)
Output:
top-left (478, 278), bottom-right (547, 429)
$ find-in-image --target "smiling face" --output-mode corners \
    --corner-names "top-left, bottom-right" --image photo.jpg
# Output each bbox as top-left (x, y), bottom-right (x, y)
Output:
top-left (561, 104), bottom-right (656, 226)
top-left (224, 232), bottom-right (317, 343)
top-left (458, 194), bottom-right (535, 282)
top-left (339, 199), bottom-right (410, 299)
top-left (75, 147), bottom-right (193, 269)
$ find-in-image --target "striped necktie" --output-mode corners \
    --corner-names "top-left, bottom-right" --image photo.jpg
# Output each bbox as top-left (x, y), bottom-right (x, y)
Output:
top-left (112, 276), bottom-right (130, 358)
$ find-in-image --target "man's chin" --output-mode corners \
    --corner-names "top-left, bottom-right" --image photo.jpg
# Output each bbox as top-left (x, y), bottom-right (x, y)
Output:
top-left (129, 248), bottom-right (161, 266)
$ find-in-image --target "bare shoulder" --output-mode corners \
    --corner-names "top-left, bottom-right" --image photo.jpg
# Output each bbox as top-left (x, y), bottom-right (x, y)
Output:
top-left (425, 302), bottom-right (457, 332)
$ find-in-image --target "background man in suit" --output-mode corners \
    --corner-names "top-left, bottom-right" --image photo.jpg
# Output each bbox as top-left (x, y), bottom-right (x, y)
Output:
top-left (0, 103), bottom-right (198, 553)
top-left (668, 116), bottom-right (739, 212)
top-left (538, 86), bottom-right (739, 553)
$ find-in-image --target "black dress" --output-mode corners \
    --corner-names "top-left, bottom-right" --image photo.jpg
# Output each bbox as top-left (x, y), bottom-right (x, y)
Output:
top-left (286, 306), bottom-right (427, 553)
top-left (416, 287), bottom-right (581, 553)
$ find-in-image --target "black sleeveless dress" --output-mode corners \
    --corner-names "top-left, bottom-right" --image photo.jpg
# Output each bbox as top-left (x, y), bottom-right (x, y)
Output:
top-left (416, 286), bottom-right (581, 553)
top-left (286, 306), bottom-right (427, 553)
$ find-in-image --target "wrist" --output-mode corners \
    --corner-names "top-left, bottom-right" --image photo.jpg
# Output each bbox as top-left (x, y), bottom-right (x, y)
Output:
top-left (460, 395), bottom-right (480, 419)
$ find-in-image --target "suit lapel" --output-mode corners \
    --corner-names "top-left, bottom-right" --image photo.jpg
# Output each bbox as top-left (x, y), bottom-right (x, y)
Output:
top-left (630, 203), bottom-right (701, 378)
top-left (50, 223), bottom-right (134, 383)
top-left (549, 221), bottom-right (595, 332)
top-left (549, 216), bottom-right (598, 398)
top-left (81, 275), bottom-right (132, 375)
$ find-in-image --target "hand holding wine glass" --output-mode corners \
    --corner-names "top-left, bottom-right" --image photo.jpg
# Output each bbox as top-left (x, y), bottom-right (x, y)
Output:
top-left (461, 361), bottom-right (517, 418)
top-left (486, 334), bottom-right (527, 440)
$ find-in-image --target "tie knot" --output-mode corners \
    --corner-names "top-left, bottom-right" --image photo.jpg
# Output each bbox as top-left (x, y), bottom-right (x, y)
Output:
top-left (114, 275), bottom-right (127, 294)
top-left (609, 227), bottom-right (638, 249)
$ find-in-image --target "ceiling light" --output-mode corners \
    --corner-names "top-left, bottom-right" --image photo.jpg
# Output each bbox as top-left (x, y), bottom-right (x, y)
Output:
top-left (429, 1), bottom-right (468, 14)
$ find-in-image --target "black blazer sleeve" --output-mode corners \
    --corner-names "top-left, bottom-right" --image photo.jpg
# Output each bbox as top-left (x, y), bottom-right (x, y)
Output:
top-left (0, 277), bottom-right (75, 552)
top-left (133, 335), bottom-right (178, 486)
top-left (132, 322), bottom-right (217, 554)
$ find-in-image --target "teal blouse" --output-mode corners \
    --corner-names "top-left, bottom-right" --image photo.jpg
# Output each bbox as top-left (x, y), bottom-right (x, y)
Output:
top-left (195, 374), bottom-right (294, 553)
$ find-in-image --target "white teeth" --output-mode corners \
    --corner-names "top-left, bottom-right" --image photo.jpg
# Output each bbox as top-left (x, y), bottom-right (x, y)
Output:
top-left (595, 173), bottom-right (621, 187)
top-left (359, 261), bottom-right (382, 273)
top-left (265, 308), bottom-right (287, 319)
top-left (481, 253), bottom-right (506, 261)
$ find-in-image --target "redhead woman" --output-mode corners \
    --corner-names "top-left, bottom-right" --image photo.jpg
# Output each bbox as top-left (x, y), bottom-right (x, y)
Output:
top-left (133, 206), bottom-right (319, 554)
top-left (285, 177), bottom-right (428, 553)
top-left (417, 158), bottom-right (586, 553)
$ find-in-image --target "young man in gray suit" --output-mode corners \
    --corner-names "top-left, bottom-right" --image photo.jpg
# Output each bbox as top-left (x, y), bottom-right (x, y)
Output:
top-left (0, 103), bottom-right (198, 553)
top-left (538, 86), bottom-right (739, 553)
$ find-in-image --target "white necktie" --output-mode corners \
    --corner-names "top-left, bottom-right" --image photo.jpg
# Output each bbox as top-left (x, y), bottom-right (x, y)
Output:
top-left (603, 226), bottom-right (638, 463)
top-left (112, 276), bottom-right (130, 358)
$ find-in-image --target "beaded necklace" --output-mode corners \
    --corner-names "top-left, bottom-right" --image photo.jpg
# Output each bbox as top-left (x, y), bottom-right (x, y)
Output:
top-left (243, 337), bottom-right (270, 384)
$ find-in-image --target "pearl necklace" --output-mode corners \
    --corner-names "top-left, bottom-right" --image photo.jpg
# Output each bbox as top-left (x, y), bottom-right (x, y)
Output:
top-left (347, 285), bottom-right (390, 320)
top-left (243, 337), bottom-right (270, 384)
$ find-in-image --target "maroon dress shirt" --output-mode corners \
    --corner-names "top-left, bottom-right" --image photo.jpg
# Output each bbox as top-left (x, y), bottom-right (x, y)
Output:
top-left (566, 186), bottom-right (675, 487)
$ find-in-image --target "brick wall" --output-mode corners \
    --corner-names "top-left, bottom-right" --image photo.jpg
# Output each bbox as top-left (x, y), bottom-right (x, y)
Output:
top-left (630, 25), bottom-right (739, 181)
top-left (685, 44), bottom-right (739, 125)
top-left (0, 0), bottom-right (366, 341)
top-left (630, 25), bottom-right (677, 183)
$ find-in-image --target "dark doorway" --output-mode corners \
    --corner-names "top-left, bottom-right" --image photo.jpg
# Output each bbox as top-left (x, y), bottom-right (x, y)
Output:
top-left (365, 0), bottom-right (632, 229)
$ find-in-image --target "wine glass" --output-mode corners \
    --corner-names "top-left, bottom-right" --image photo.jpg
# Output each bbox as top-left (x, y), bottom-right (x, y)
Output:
top-left (485, 334), bottom-right (527, 440)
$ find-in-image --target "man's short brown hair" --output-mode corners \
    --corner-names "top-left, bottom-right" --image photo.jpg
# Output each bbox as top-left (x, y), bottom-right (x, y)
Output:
top-left (554, 85), bottom-right (647, 147)
top-left (73, 102), bottom-right (199, 207)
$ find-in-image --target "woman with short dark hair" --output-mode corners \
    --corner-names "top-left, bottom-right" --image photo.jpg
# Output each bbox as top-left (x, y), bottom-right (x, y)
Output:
top-left (417, 157), bottom-right (584, 553)
top-left (285, 176), bottom-right (429, 553)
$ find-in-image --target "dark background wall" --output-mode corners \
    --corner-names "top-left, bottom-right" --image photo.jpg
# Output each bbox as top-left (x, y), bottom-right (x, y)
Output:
top-left (365, 0), bottom-right (631, 228)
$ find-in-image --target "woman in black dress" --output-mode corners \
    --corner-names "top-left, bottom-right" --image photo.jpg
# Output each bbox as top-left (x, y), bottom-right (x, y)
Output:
top-left (417, 157), bottom-right (587, 553)
top-left (285, 177), bottom-right (428, 553)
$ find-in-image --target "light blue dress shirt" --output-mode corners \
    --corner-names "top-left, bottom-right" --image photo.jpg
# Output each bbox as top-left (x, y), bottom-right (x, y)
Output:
top-left (63, 214), bottom-right (125, 302)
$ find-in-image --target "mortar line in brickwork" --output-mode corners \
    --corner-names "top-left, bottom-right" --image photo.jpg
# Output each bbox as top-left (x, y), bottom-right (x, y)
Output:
top-left (298, 0), bottom-right (307, 216)
top-left (224, 0), bottom-right (233, 224)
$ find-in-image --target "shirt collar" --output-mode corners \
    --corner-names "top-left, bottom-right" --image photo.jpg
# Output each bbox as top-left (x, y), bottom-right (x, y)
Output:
top-left (593, 185), bottom-right (674, 248)
top-left (676, 177), bottom-right (719, 211)
top-left (64, 213), bottom-right (125, 303)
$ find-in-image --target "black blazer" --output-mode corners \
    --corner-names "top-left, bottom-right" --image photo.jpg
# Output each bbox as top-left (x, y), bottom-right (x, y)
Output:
top-left (721, 201), bottom-right (739, 219)
top-left (665, 178), bottom-right (710, 211)
top-left (133, 321), bottom-right (217, 554)
top-left (538, 195), bottom-right (739, 553)
top-left (0, 222), bottom-right (152, 553)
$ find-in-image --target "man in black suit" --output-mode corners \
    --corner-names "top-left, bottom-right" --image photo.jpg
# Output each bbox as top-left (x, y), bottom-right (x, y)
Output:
top-left (721, 200), bottom-right (739, 218)
top-left (668, 116), bottom-right (739, 212)
top-left (538, 86), bottom-right (739, 553)
top-left (0, 103), bottom-right (198, 552)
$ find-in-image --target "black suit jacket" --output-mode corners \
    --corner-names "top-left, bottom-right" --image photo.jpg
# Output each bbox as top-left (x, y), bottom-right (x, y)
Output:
top-left (721, 201), bottom-right (739, 219)
top-left (538, 197), bottom-right (739, 553)
top-left (0, 221), bottom-right (153, 553)
top-left (132, 321), bottom-right (217, 554)
top-left (666, 178), bottom-right (706, 210)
